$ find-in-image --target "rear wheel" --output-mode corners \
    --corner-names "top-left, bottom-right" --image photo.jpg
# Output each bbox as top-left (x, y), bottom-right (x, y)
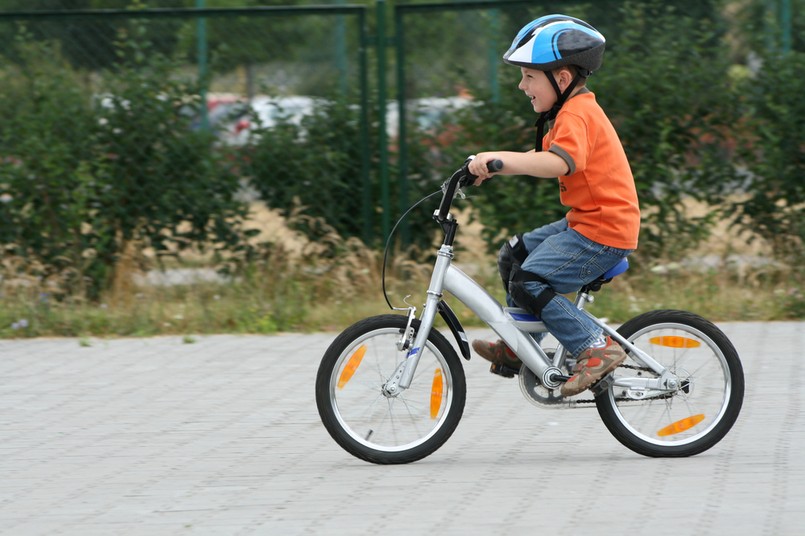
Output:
top-left (315, 315), bottom-right (466, 464)
top-left (596, 310), bottom-right (744, 457)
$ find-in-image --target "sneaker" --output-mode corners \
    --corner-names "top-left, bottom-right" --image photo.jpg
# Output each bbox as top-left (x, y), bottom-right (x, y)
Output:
top-left (471, 339), bottom-right (522, 369)
top-left (560, 337), bottom-right (626, 397)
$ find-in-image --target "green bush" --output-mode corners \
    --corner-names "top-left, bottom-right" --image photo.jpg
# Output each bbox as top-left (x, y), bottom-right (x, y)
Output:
top-left (592, 2), bottom-right (741, 258)
top-left (92, 31), bottom-right (251, 270)
top-left (0, 37), bottom-right (103, 295)
top-left (732, 50), bottom-right (805, 263)
top-left (241, 96), bottom-right (439, 251)
top-left (239, 99), bottom-right (367, 243)
top-left (0, 28), bottom-right (252, 299)
top-left (1, 1), bottom-right (802, 310)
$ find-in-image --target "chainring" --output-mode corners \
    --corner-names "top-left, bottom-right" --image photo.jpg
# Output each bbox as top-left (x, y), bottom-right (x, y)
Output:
top-left (518, 350), bottom-right (597, 408)
top-left (518, 349), bottom-right (661, 407)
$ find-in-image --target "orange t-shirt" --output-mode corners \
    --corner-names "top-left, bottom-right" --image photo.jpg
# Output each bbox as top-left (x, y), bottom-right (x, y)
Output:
top-left (542, 91), bottom-right (640, 250)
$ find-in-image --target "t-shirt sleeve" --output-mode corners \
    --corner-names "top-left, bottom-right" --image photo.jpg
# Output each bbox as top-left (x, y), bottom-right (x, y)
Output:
top-left (547, 113), bottom-right (589, 177)
top-left (548, 145), bottom-right (576, 175)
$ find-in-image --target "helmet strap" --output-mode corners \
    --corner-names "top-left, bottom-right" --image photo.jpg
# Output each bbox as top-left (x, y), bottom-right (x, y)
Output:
top-left (533, 71), bottom-right (585, 152)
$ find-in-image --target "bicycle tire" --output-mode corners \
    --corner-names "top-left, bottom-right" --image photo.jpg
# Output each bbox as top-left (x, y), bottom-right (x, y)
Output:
top-left (316, 314), bottom-right (466, 464)
top-left (596, 310), bottom-right (744, 457)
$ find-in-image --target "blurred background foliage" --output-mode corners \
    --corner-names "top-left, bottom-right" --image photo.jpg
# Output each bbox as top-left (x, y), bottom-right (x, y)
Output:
top-left (0, 0), bottom-right (801, 310)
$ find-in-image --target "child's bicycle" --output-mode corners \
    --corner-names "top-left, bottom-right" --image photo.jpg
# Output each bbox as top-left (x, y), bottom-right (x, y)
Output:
top-left (315, 158), bottom-right (744, 464)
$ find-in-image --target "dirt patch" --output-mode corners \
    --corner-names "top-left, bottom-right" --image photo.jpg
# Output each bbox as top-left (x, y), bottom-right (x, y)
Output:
top-left (245, 202), bottom-right (307, 256)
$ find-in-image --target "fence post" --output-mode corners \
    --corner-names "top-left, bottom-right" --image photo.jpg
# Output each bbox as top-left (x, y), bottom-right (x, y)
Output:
top-left (377, 0), bottom-right (390, 242)
top-left (335, 0), bottom-right (348, 94)
top-left (195, 0), bottom-right (209, 130)
top-left (394, 6), bottom-right (409, 245)
top-left (488, 8), bottom-right (501, 103)
top-left (780, 0), bottom-right (792, 53)
top-left (358, 8), bottom-right (372, 244)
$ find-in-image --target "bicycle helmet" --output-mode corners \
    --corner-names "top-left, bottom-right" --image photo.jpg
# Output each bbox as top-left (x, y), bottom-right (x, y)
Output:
top-left (504, 14), bottom-right (605, 76)
top-left (504, 15), bottom-right (606, 151)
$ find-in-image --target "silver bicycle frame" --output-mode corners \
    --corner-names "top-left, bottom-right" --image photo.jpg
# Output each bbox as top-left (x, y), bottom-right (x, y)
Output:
top-left (388, 232), bottom-right (675, 397)
top-left (394, 242), bottom-right (557, 391)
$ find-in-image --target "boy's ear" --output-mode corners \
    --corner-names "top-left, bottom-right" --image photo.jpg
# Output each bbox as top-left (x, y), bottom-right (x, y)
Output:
top-left (557, 67), bottom-right (575, 90)
top-left (550, 66), bottom-right (580, 92)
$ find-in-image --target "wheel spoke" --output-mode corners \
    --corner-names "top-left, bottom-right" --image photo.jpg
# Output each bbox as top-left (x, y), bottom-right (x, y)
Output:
top-left (597, 312), bottom-right (743, 457)
top-left (316, 315), bottom-right (466, 463)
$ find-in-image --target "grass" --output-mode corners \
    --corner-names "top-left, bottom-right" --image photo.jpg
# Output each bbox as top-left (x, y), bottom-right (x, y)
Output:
top-left (1, 204), bottom-right (802, 339)
top-left (0, 248), bottom-right (800, 340)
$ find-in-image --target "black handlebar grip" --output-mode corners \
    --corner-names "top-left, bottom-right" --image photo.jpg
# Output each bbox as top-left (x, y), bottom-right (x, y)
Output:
top-left (487, 159), bottom-right (503, 173)
top-left (459, 158), bottom-right (504, 188)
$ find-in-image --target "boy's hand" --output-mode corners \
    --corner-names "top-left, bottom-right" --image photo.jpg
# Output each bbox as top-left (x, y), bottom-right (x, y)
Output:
top-left (468, 153), bottom-right (503, 185)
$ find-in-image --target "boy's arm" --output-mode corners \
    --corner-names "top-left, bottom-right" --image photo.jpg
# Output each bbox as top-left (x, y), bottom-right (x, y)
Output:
top-left (469, 150), bottom-right (569, 184)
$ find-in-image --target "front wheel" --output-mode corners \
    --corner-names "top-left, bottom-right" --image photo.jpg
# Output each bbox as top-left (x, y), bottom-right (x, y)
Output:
top-left (316, 314), bottom-right (466, 464)
top-left (596, 310), bottom-right (744, 457)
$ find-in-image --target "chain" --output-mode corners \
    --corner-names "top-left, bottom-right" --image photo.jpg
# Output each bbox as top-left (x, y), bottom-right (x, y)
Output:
top-left (568, 366), bottom-right (657, 405)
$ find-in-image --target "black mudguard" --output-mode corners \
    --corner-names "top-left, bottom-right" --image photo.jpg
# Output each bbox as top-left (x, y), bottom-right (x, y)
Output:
top-left (437, 300), bottom-right (471, 361)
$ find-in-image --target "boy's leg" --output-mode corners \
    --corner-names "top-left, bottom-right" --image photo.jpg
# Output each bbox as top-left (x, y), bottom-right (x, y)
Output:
top-left (511, 228), bottom-right (632, 394)
top-left (474, 219), bottom-right (568, 368)
top-left (498, 218), bottom-right (568, 303)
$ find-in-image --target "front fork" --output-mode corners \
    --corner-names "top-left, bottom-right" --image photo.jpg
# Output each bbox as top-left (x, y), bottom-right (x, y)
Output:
top-left (382, 245), bottom-right (453, 397)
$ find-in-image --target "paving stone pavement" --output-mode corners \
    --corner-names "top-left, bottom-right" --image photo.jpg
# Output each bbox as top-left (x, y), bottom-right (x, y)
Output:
top-left (0, 322), bottom-right (803, 536)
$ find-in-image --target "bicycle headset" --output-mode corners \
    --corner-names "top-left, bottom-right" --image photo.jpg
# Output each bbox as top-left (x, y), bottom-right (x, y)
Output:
top-left (502, 14), bottom-right (606, 152)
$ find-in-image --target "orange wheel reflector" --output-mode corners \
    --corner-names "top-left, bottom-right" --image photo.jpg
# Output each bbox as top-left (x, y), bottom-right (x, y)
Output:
top-left (337, 345), bottom-right (367, 389)
top-left (657, 414), bottom-right (705, 437)
top-left (430, 368), bottom-right (444, 420)
top-left (649, 336), bottom-right (701, 349)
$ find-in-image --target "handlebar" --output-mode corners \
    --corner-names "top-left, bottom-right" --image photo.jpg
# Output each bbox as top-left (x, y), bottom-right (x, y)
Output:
top-left (436, 157), bottom-right (503, 223)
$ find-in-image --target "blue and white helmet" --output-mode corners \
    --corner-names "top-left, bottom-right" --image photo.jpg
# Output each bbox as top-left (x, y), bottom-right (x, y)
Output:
top-left (503, 14), bottom-right (605, 76)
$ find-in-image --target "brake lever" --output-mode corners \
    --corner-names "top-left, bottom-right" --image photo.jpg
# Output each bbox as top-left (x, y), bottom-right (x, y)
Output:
top-left (440, 181), bottom-right (467, 201)
top-left (437, 157), bottom-right (503, 221)
top-left (458, 157), bottom-right (503, 189)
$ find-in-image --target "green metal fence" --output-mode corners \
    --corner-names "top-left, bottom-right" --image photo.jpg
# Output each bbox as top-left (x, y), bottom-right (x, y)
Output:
top-left (0, 4), bottom-right (376, 240)
top-left (391, 0), bottom-right (549, 243)
top-left (0, 1), bottom-right (590, 246)
top-left (0, 0), bottom-right (801, 250)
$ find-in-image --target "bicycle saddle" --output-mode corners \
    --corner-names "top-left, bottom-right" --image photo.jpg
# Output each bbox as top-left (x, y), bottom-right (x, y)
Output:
top-left (582, 257), bottom-right (630, 293)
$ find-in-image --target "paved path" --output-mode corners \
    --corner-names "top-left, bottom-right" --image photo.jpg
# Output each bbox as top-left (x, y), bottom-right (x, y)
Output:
top-left (1, 322), bottom-right (803, 535)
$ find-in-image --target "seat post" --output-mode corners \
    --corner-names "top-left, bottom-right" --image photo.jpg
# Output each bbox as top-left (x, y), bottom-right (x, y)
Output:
top-left (574, 289), bottom-right (594, 311)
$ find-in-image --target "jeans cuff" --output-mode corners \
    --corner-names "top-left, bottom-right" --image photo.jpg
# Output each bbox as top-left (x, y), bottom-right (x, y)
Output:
top-left (571, 331), bottom-right (603, 357)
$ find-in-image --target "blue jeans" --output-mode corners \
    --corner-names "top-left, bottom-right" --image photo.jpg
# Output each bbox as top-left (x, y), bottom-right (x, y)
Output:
top-left (507, 218), bottom-right (633, 356)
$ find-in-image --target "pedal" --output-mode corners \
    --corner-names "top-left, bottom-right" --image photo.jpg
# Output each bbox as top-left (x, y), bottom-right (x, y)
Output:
top-left (489, 363), bottom-right (519, 378)
top-left (592, 373), bottom-right (616, 397)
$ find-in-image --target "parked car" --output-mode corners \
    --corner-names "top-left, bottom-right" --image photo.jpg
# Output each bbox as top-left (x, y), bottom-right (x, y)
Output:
top-left (197, 93), bottom-right (250, 132)
top-left (210, 93), bottom-right (477, 147)
top-left (217, 95), bottom-right (323, 146)
top-left (385, 96), bottom-right (477, 138)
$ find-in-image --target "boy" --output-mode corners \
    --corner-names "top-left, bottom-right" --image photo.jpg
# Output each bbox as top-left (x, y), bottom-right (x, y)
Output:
top-left (468, 14), bottom-right (640, 397)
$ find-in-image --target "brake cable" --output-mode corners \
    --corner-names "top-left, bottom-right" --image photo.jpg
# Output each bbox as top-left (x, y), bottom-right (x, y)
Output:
top-left (381, 189), bottom-right (442, 310)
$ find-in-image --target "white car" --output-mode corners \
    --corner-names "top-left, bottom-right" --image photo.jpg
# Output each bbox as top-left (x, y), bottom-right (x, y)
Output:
top-left (219, 96), bottom-right (323, 146)
top-left (385, 96), bottom-right (477, 138)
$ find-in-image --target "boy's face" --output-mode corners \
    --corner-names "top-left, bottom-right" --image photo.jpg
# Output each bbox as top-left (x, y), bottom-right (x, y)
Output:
top-left (518, 67), bottom-right (558, 114)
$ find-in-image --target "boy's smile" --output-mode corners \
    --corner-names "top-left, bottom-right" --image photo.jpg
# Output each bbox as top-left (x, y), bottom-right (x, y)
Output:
top-left (518, 67), bottom-right (558, 114)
